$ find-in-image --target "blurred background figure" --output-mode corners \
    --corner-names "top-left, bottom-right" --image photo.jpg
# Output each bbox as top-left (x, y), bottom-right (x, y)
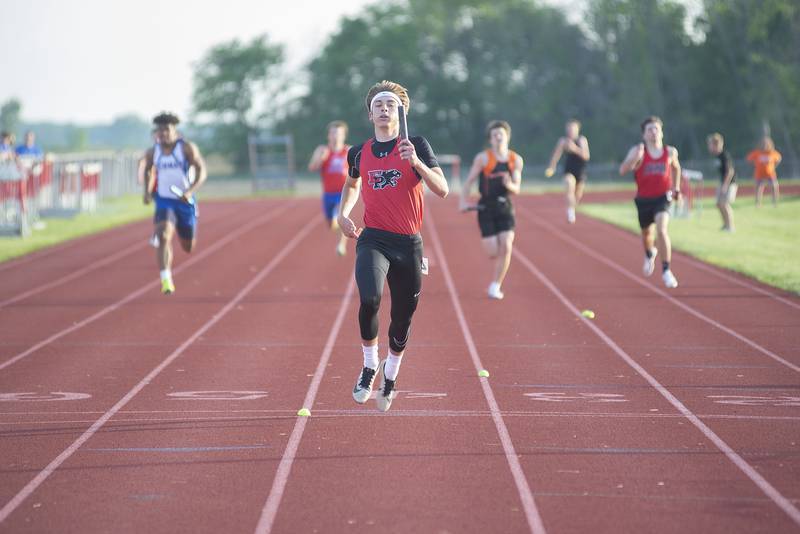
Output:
top-left (15, 131), bottom-right (43, 161)
top-left (707, 133), bottom-right (736, 232)
top-left (747, 136), bottom-right (782, 207)
top-left (0, 131), bottom-right (15, 161)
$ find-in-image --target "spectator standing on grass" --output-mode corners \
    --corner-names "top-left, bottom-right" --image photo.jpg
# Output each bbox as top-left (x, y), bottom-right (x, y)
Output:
top-left (747, 136), bottom-right (781, 207)
top-left (707, 133), bottom-right (736, 232)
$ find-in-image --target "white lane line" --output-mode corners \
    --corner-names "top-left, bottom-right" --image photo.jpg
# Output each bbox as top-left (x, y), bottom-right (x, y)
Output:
top-left (254, 276), bottom-right (355, 534)
top-left (0, 202), bottom-right (294, 373)
top-left (0, 206), bottom-right (233, 309)
top-left (572, 203), bottom-right (800, 311)
top-left (512, 247), bottom-right (800, 527)
top-left (1, 411), bottom-right (799, 426)
top-left (519, 207), bottom-right (800, 374)
top-left (427, 209), bottom-right (546, 534)
top-left (0, 243), bottom-right (147, 309)
top-left (0, 214), bottom-right (317, 524)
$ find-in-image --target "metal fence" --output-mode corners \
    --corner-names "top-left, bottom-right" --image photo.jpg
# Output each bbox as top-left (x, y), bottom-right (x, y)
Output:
top-left (0, 150), bottom-right (142, 236)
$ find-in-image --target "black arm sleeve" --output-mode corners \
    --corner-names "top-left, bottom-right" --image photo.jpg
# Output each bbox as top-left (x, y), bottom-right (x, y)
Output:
top-left (411, 136), bottom-right (439, 169)
top-left (347, 144), bottom-right (364, 178)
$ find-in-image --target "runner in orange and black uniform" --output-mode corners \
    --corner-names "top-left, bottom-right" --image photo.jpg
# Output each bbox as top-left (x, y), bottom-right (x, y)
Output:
top-left (338, 80), bottom-right (448, 413)
top-left (619, 116), bottom-right (681, 289)
top-left (308, 120), bottom-right (351, 255)
top-left (460, 120), bottom-right (523, 300)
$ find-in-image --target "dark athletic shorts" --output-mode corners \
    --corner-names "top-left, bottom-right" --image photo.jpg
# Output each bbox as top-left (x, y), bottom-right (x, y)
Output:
top-left (564, 160), bottom-right (587, 182)
top-left (634, 194), bottom-right (671, 229)
top-left (477, 198), bottom-right (515, 238)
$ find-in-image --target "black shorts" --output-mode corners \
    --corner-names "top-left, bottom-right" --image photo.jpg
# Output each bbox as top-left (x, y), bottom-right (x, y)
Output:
top-left (563, 161), bottom-right (587, 182)
top-left (478, 199), bottom-right (515, 238)
top-left (634, 194), bottom-right (672, 228)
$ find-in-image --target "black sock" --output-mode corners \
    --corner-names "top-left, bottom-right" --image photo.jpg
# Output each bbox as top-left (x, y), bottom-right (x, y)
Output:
top-left (662, 261), bottom-right (670, 273)
top-left (645, 249), bottom-right (654, 259)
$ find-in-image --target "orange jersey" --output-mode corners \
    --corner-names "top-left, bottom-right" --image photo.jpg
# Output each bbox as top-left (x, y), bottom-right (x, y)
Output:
top-left (746, 149), bottom-right (781, 180)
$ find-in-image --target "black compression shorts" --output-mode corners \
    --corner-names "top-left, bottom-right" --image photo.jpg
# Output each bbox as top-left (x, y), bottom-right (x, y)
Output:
top-left (477, 198), bottom-right (515, 238)
top-left (634, 194), bottom-right (672, 228)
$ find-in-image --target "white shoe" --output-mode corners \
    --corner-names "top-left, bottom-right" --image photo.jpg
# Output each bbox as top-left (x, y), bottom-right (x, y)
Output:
top-left (149, 233), bottom-right (159, 248)
top-left (488, 282), bottom-right (504, 300)
top-left (352, 366), bottom-right (378, 404)
top-left (642, 248), bottom-right (658, 276)
top-left (375, 359), bottom-right (397, 413)
top-left (567, 208), bottom-right (576, 224)
top-left (662, 269), bottom-right (679, 288)
top-left (336, 242), bottom-right (346, 256)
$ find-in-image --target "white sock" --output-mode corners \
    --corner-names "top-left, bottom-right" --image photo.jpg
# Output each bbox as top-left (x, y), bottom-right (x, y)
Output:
top-left (384, 352), bottom-right (403, 381)
top-left (160, 269), bottom-right (172, 281)
top-left (362, 344), bottom-right (379, 370)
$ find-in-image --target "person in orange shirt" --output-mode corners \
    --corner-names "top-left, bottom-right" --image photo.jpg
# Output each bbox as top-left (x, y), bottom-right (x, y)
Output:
top-left (746, 136), bottom-right (782, 207)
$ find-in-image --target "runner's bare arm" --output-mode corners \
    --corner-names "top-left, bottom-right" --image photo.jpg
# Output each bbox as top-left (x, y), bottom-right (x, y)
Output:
top-left (545, 138), bottom-right (564, 175)
top-left (143, 148), bottom-right (155, 204)
top-left (579, 136), bottom-right (590, 161)
top-left (183, 141), bottom-right (207, 197)
top-left (669, 146), bottom-right (681, 195)
top-left (619, 144), bottom-right (645, 176)
top-left (460, 152), bottom-right (486, 210)
top-left (502, 155), bottom-right (523, 195)
top-left (337, 176), bottom-right (362, 238)
top-left (307, 145), bottom-right (329, 172)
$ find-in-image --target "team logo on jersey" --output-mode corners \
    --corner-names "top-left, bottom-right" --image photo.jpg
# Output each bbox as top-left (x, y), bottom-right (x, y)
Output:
top-left (642, 162), bottom-right (667, 175)
top-left (368, 169), bottom-right (402, 190)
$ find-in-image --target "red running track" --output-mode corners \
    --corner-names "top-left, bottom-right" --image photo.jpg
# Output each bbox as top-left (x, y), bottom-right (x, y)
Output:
top-left (0, 195), bottom-right (797, 533)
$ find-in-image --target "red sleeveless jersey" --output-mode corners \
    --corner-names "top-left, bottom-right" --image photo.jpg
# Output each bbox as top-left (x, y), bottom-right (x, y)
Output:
top-left (635, 145), bottom-right (672, 198)
top-left (321, 146), bottom-right (349, 193)
top-left (359, 138), bottom-right (424, 235)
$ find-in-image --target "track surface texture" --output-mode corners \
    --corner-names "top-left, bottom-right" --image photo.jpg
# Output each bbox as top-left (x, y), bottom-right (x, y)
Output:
top-left (0, 195), bottom-right (798, 534)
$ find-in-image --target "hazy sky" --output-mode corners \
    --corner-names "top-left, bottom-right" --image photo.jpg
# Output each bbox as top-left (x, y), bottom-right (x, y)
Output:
top-left (1, 0), bottom-right (376, 123)
top-left (2, 0), bottom-right (602, 125)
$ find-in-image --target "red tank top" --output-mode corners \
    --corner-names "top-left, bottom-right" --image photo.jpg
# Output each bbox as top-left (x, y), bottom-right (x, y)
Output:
top-left (321, 146), bottom-right (349, 193)
top-left (635, 145), bottom-right (672, 198)
top-left (359, 138), bottom-right (423, 235)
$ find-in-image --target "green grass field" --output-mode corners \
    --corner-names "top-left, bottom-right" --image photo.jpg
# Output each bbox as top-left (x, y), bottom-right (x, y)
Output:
top-left (0, 196), bottom-right (151, 263)
top-left (579, 195), bottom-right (800, 294)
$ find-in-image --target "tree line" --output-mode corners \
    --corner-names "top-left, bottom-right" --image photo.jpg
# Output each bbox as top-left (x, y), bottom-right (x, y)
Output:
top-left (190, 0), bottom-right (799, 176)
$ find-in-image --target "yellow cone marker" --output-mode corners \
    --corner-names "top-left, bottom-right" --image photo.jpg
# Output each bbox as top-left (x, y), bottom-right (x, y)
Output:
top-left (581, 309), bottom-right (595, 319)
top-left (478, 369), bottom-right (490, 378)
top-left (297, 408), bottom-right (311, 417)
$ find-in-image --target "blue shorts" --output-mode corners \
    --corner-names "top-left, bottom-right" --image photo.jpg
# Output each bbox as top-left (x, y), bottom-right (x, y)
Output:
top-left (154, 194), bottom-right (197, 240)
top-left (322, 192), bottom-right (342, 221)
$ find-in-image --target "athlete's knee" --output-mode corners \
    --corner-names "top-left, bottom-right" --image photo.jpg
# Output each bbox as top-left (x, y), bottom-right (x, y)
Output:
top-left (359, 294), bottom-right (382, 316)
top-left (180, 239), bottom-right (195, 253)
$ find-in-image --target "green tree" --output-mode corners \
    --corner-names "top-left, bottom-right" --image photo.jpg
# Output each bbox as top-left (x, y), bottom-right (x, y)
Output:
top-left (281, 0), bottom-right (603, 168)
top-left (192, 34), bottom-right (285, 172)
top-left (1, 99), bottom-right (22, 134)
top-left (696, 0), bottom-right (799, 174)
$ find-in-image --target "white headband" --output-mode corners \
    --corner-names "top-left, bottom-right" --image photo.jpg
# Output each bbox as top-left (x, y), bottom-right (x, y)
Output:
top-left (370, 91), bottom-right (402, 110)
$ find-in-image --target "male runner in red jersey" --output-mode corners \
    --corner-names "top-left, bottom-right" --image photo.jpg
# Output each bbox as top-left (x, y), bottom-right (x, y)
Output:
top-left (619, 116), bottom-right (681, 288)
top-left (338, 80), bottom-right (449, 412)
top-left (308, 120), bottom-right (350, 255)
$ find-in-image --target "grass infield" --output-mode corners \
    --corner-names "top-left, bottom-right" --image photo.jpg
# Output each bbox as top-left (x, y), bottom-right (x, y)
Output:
top-left (579, 194), bottom-right (800, 294)
top-left (0, 195), bottom-right (151, 263)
